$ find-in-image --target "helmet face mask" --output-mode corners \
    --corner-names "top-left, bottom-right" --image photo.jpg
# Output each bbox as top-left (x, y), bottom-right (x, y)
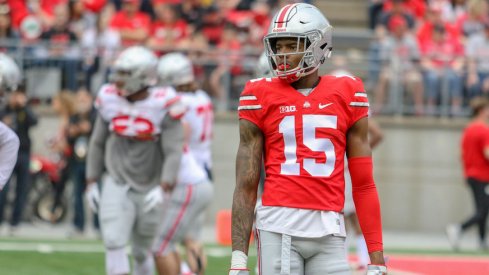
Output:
top-left (263, 3), bottom-right (333, 83)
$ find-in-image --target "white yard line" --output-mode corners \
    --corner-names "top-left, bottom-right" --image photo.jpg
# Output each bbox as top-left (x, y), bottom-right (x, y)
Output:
top-left (0, 242), bottom-right (104, 253)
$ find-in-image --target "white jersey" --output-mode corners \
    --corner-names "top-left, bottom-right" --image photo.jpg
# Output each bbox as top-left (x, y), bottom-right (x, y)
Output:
top-left (177, 146), bottom-right (208, 186)
top-left (96, 84), bottom-right (180, 139)
top-left (0, 122), bottom-right (19, 190)
top-left (89, 84), bottom-right (184, 191)
top-left (179, 89), bottom-right (213, 170)
top-left (255, 203), bottom-right (346, 238)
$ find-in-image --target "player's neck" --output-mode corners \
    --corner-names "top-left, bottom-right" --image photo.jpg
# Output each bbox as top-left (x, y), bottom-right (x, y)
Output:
top-left (126, 89), bottom-right (149, 102)
top-left (291, 73), bottom-right (320, 90)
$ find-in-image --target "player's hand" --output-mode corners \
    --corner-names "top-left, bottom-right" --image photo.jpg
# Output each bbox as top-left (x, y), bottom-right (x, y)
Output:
top-left (143, 185), bottom-right (165, 213)
top-left (161, 182), bottom-right (175, 193)
top-left (85, 182), bottom-right (100, 213)
top-left (367, 264), bottom-right (387, 275)
top-left (228, 269), bottom-right (249, 275)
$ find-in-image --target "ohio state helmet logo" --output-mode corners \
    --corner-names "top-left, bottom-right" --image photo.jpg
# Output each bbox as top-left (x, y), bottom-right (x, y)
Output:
top-left (273, 3), bottom-right (299, 32)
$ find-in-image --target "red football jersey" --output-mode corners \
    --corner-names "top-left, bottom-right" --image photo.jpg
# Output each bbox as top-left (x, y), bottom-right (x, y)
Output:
top-left (238, 76), bottom-right (369, 212)
top-left (461, 121), bottom-right (489, 182)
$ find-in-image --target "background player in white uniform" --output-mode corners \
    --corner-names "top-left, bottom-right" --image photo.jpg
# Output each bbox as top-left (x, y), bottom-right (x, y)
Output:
top-left (0, 53), bottom-right (20, 190)
top-left (85, 46), bottom-right (184, 275)
top-left (158, 52), bottom-right (213, 179)
top-left (154, 52), bottom-right (214, 275)
top-left (230, 3), bottom-right (386, 275)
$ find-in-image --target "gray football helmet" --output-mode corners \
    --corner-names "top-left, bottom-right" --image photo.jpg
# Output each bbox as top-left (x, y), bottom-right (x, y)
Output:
top-left (0, 53), bottom-right (21, 94)
top-left (263, 3), bottom-right (333, 82)
top-left (110, 46), bottom-right (158, 96)
top-left (157, 52), bottom-right (194, 87)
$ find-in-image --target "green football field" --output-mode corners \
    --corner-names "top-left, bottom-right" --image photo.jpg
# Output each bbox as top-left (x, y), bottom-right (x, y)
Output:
top-left (0, 238), bottom-right (255, 275)
top-left (0, 238), bottom-right (488, 275)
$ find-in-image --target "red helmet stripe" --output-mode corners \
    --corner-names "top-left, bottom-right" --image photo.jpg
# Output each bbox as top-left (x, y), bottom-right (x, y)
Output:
top-left (276, 4), bottom-right (296, 28)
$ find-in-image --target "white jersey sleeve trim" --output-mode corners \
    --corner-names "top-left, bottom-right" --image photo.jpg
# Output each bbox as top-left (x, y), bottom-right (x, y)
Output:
top-left (350, 102), bottom-right (369, 107)
top-left (239, 95), bottom-right (257, 101)
top-left (238, 105), bottom-right (262, 110)
top-left (354, 92), bottom-right (368, 98)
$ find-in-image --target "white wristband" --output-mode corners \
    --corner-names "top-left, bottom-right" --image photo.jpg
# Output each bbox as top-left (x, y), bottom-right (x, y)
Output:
top-left (230, 250), bottom-right (248, 269)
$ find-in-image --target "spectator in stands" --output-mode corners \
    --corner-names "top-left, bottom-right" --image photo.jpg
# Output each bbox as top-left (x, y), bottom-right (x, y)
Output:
top-left (0, 2), bottom-right (20, 52)
top-left (456, 0), bottom-right (488, 38)
top-left (382, 0), bottom-right (426, 20)
top-left (49, 91), bottom-right (76, 223)
top-left (109, 0), bottom-right (151, 46)
top-left (376, 0), bottom-right (417, 33)
top-left (209, 23), bottom-right (241, 109)
top-left (7, 0), bottom-right (63, 30)
top-left (81, 6), bottom-right (120, 93)
top-left (66, 88), bottom-right (98, 237)
top-left (374, 15), bottom-right (424, 115)
top-left (420, 23), bottom-right (465, 115)
top-left (37, 2), bottom-right (81, 91)
top-left (68, 0), bottom-right (99, 41)
top-left (111, 0), bottom-right (154, 15)
top-left (248, 0), bottom-right (271, 47)
top-left (447, 97), bottom-right (489, 251)
top-left (147, 2), bottom-right (189, 54)
top-left (466, 20), bottom-right (489, 99)
top-left (177, 0), bottom-right (207, 31)
top-left (437, 0), bottom-right (467, 24)
top-left (369, 0), bottom-right (386, 30)
top-left (417, 5), bottom-right (461, 47)
top-left (0, 86), bottom-right (38, 235)
top-left (200, 4), bottom-right (227, 45)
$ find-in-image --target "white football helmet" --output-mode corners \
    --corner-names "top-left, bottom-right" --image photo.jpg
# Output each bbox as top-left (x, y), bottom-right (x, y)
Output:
top-left (110, 46), bottom-right (158, 97)
top-left (157, 52), bottom-right (194, 87)
top-left (0, 53), bottom-right (21, 94)
top-left (263, 3), bottom-right (333, 82)
top-left (255, 52), bottom-right (272, 78)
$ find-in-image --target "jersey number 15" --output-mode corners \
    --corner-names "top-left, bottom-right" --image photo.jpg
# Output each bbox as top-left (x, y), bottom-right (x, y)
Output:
top-left (279, 115), bottom-right (337, 177)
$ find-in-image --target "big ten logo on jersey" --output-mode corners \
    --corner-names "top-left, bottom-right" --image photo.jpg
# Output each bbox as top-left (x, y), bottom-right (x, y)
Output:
top-left (111, 115), bottom-right (156, 141)
top-left (280, 105), bottom-right (296, 113)
top-left (196, 103), bottom-right (213, 142)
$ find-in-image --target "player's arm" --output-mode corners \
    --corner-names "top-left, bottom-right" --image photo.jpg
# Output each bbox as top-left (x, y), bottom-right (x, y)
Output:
top-left (86, 115), bottom-right (109, 185)
top-left (0, 122), bottom-right (19, 190)
top-left (160, 114), bottom-right (184, 191)
top-left (347, 117), bottom-right (385, 267)
top-left (230, 119), bottom-right (263, 270)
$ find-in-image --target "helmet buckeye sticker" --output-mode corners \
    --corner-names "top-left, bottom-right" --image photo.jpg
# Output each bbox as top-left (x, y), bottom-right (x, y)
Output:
top-left (273, 4), bottom-right (299, 32)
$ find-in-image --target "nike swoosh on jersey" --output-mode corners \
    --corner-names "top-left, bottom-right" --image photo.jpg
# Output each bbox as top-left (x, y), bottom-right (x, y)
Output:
top-left (318, 103), bottom-right (333, 109)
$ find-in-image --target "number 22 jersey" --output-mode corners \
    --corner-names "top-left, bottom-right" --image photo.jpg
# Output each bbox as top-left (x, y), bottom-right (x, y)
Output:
top-left (238, 76), bottom-right (369, 237)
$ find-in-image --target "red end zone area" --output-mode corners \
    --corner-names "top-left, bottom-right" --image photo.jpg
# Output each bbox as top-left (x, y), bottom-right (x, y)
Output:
top-left (350, 254), bottom-right (489, 274)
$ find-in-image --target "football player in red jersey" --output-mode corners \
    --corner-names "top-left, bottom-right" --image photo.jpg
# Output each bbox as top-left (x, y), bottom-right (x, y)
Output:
top-left (446, 97), bottom-right (489, 251)
top-left (230, 3), bottom-right (386, 275)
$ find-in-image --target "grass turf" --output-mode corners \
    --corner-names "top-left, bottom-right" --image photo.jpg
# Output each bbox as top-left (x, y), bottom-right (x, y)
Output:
top-left (0, 238), bottom-right (487, 275)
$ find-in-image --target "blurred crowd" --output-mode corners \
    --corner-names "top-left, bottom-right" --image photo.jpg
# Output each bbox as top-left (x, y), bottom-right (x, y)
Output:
top-left (2, 0), bottom-right (488, 116)
top-left (0, 0), bottom-right (311, 107)
top-left (368, 0), bottom-right (489, 116)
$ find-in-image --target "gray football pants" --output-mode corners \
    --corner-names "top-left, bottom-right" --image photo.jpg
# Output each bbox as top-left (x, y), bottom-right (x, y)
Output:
top-left (99, 176), bottom-right (165, 263)
top-left (256, 229), bottom-right (351, 275)
top-left (153, 181), bottom-right (214, 256)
